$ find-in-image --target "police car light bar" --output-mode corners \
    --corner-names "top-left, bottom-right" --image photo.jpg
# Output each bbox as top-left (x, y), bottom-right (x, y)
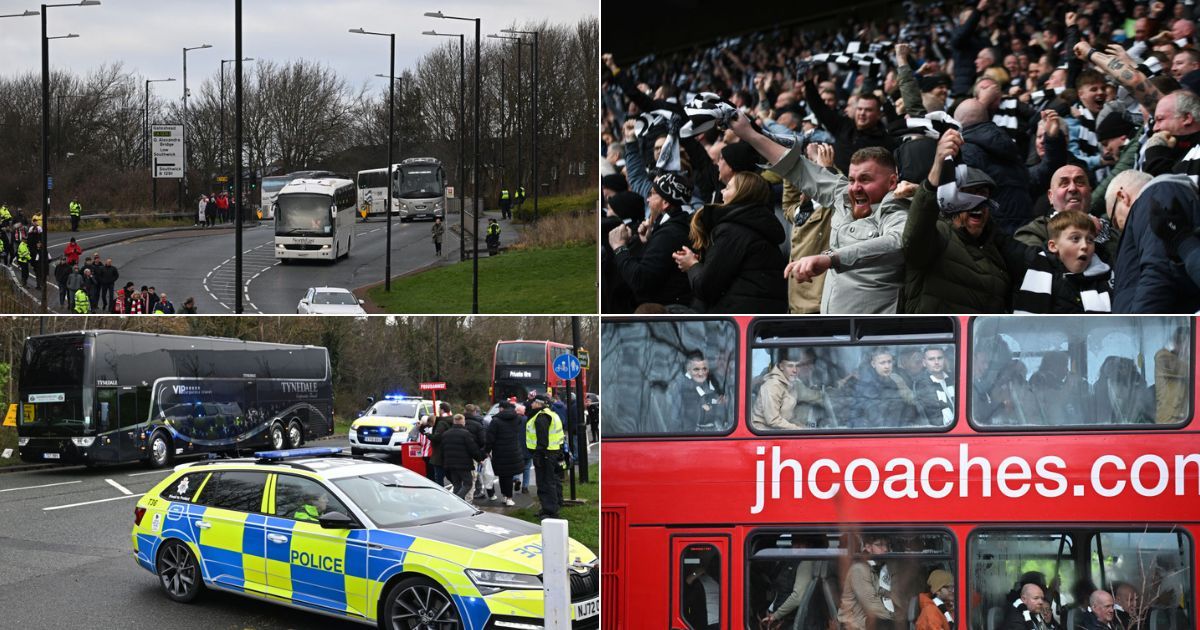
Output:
top-left (254, 447), bottom-right (344, 461)
top-left (384, 393), bottom-right (418, 400)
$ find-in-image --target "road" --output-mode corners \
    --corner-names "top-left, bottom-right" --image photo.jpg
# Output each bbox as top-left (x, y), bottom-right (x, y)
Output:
top-left (38, 202), bottom-right (510, 314)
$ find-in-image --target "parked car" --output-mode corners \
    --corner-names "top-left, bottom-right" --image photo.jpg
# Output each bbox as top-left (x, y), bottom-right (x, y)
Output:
top-left (296, 286), bottom-right (366, 314)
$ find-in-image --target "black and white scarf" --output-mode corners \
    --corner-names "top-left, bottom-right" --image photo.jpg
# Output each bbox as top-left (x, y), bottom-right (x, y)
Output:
top-left (993, 98), bottom-right (1020, 131)
top-left (1030, 87), bottom-right (1065, 108)
top-left (906, 111), bottom-right (962, 139)
top-left (810, 41), bottom-right (887, 81)
top-left (932, 596), bottom-right (955, 629)
top-left (1011, 599), bottom-right (1043, 630)
top-left (1012, 249), bottom-right (1113, 314)
top-left (1074, 104), bottom-right (1110, 181)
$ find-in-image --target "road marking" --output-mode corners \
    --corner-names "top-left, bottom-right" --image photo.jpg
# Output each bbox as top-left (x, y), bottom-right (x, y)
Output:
top-left (127, 469), bottom-right (174, 477)
top-left (0, 480), bottom-right (82, 493)
top-left (105, 478), bottom-right (133, 495)
top-left (43, 493), bottom-right (144, 511)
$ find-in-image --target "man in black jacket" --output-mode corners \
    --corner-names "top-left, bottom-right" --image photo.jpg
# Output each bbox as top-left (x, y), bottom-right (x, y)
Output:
top-left (607, 171), bottom-right (693, 309)
top-left (96, 258), bottom-right (119, 311)
top-left (485, 400), bottom-right (526, 507)
top-left (803, 81), bottom-right (894, 174)
top-left (438, 414), bottom-right (483, 500)
top-left (462, 404), bottom-right (489, 500)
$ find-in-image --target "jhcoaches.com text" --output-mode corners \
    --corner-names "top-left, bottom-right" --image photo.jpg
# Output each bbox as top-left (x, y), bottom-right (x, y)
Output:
top-left (751, 444), bottom-right (1200, 514)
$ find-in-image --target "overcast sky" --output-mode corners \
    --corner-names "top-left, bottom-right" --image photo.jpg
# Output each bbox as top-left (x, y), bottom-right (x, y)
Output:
top-left (0, 0), bottom-right (596, 95)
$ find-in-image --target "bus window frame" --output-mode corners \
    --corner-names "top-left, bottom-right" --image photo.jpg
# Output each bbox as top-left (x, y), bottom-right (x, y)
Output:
top-left (671, 532), bottom-right (732, 630)
top-left (600, 316), bottom-right (740, 439)
top-left (743, 525), bottom-right (958, 630)
top-left (966, 525), bottom-right (1196, 630)
top-left (965, 316), bottom-right (1196, 432)
top-left (745, 316), bottom-right (960, 437)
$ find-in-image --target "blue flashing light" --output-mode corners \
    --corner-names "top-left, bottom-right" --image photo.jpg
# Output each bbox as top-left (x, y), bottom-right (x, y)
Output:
top-left (384, 393), bottom-right (417, 400)
top-left (378, 427), bottom-right (392, 434)
top-left (254, 446), bottom-right (344, 461)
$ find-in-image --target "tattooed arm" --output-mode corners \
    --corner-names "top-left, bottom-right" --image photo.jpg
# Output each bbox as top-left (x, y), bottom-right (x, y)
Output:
top-left (1072, 41), bottom-right (1163, 111)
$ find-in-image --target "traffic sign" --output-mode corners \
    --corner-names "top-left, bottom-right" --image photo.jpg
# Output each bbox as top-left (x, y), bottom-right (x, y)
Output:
top-left (419, 382), bottom-right (447, 391)
top-left (446, 186), bottom-right (455, 199)
top-left (3, 404), bottom-right (16, 428)
top-left (215, 175), bottom-right (229, 183)
top-left (552, 354), bottom-right (582, 381)
top-left (151, 124), bottom-right (184, 179)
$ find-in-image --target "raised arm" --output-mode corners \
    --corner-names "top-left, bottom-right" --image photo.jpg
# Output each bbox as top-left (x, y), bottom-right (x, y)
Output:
top-left (1074, 41), bottom-right (1163, 111)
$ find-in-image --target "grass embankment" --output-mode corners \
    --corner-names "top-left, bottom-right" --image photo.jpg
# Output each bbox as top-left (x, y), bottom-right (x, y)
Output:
top-left (509, 463), bottom-right (599, 554)
top-left (367, 243), bottom-right (596, 313)
top-left (512, 190), bottom-right (596, 222)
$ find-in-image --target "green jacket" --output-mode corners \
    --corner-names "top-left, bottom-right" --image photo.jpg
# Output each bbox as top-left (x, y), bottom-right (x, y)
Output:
top-left (901, 183), bottom-right (1010, 313)
top-left (69, 201), bottom-right (81, 217)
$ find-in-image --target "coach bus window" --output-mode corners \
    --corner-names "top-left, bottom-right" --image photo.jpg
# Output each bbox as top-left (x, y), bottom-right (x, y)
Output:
top-left (1089, 532), bottom-right (1192, 630)
top-left (747, 530), bottom-right (954, 630)
top-left (681, 544), bottom-right (722, 630)
top-left (749, 318), bottom-right (956, 432)
top-left (601, 319), bottom-right (736, 435)
top-left (971, 317), bottom-right (1191, 428)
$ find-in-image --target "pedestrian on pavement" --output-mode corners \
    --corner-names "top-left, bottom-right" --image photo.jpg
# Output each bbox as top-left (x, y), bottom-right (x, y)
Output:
top-left (206, 194), bottom-right (217, 227)
top-left (427, 402), bottom-right (454, 487)
top-left (486, 218), bottom-right (501, 256)
top-left (97, 258), bottom-right (118, 311)
top-left (15, 238), bottom-right (31, 287)
top-left (182, 296), bottom-right (197, 314)
top-left (63, 237), bottom-right (83, 266)
top-left (462, 404), bottom-right (489, 499)
top-left (197, 194), bottom-right (208, 226)
top-left (439, 414), bottom-right (485, 500)
top-left (526, 394), bottom-right (566, 519)
top-left (31, 240), bottom-right (47, 289)
top-left (68, 198), bottom-right (82, 232)
top-left (146, 286), bottom-right (160, 313)
top-left (485, 399), bottom-right (527, 507)
top-left (64, 263), bottom-right (82, 307)
top-left (498, 187), bottom-right (512, 220)
top-left (153, 292), bottom-right (175, 314)
top-left (216, 191), bottom-right (230, 223)
top-left (81, 268), bottom-right (99, 311)
top-left (54, 257), bottom-right (71, 306)
top-left (431, 217), bottom-right (444, 257)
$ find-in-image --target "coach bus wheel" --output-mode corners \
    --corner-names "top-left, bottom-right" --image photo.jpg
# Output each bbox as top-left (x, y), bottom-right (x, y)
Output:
top-left (382, 576), bottom-right (462, 630)
top-left (287, 421), bottom-right (304, 448)
top-left (157, 540), bottom-right (203, 603)
top-left (270, 423), bottom-right (286, 450)
top-left (148, 432), bottom-right (173, 468)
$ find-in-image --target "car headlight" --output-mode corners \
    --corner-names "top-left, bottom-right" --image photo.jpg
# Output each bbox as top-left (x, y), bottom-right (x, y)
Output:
top-left (18, 437), bottom-right (29, 446)
top-left (71, 437), bottom-right (95, 447)
top-left (465, 569), bottom-right (542, 594)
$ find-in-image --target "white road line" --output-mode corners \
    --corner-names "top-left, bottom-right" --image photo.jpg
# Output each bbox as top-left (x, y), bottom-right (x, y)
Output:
top-left (127, 469), bottom-right (174, 477)
top-left (43, 493), bottom-right (144, 511)
top-left (0, 480), bottom-right (82, 493)
top-left (105, 478), bottom-right (133, 495)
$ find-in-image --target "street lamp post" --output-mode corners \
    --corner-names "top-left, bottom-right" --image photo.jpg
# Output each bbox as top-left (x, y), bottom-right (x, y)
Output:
top-left (502, 27), bottom-right (539, 222)
top-left (39, 1), bottom-right (97, 313)
top-left (351, 27), bottom-right (397, 292)
top-left (220, 57), bottom-right (253, 193)
top-left (422, 29), bottom-right (466, 262)
top-left (488, 33), bottom-right (524, 213)
top-left (426, 11), bottom-right (480, 314)
top-left (144, 77), bottom-right (174, 216)
top-left (182, 44), bottom-right (211, 221)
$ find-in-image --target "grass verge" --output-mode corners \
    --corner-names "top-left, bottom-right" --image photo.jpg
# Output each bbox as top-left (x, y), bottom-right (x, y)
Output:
top-left (508, 464), bottom-right (598, 554)
top-left (366, 243), bottom-right (596, 313)
top-left (512, 190), bottom-right (596, 222)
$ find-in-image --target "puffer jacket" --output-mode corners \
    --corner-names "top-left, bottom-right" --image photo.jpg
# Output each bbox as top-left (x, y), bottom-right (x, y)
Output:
top-left (962, 121), bottom-right (1036, 235)
top-left (485, 409), bottom-right (527, 477)
top-left (902, 182), bottom-right (1011, 313)
top-left (685, 201), bottom-right (787, 312)
top-left (437, 425), bottom-right (482, 471)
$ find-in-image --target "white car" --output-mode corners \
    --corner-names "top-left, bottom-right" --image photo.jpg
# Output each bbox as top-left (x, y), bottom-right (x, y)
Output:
top-left (296, 286), bottom-right (366, 314)
top-left (348, 397), bottom-right (439, 456)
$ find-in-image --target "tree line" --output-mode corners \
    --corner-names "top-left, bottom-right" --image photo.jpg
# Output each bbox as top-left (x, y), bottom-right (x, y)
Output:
top-left (0, 18), bottom-right (597, 215)
top-left (0, 316), bottom-right (597, 419)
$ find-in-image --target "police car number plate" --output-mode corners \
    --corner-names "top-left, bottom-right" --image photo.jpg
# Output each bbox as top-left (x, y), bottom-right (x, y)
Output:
top-left (574, 597), bottom-right (599, 620)
top-left (364, 437), bottom-right (383, 443)
top-left (43, 453), bottom-right (60, 460)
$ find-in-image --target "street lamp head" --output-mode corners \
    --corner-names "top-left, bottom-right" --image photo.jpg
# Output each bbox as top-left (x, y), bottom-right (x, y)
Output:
top-left (422, 30), bottom-right (439, 35)
top-left (78, 0), bottom-right (100, 6)
top-left (49, 33), bottom-right (80, 39)
top-left (424, 11), bottom-right (444, 18)
top-left (23, 9), bottom-right (40, 16)
top-left (349, 27), bottom-right (366, 34)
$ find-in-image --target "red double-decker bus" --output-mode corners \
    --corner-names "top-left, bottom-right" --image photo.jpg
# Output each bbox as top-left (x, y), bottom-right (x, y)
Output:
top-left (601, 316), bottom-right (1198, 630)
top-left (491, 339), bottom-right (589, 404)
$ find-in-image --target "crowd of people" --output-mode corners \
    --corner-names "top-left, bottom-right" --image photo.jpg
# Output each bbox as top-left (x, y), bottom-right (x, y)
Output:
top-left (196, 191), bottom-right (236, 226)
top-left (407, 390), bottom-right (585, 520)
top-left (601, 0), bottom-right (1200, 313)
top-left (2, 205), bottom-right (198, 314)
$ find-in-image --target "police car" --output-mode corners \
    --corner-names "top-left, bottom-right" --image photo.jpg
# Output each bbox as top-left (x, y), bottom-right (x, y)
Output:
top-left (348, 396), bottom-right (438, 456)
top-left (132, 447), bottom-right (599, 629)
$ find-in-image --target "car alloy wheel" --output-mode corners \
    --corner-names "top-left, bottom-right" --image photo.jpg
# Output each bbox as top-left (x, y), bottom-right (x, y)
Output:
top-left (385, 577), bottom-right (462, 629)
top-left (157, 541), bottom-right (202, 602)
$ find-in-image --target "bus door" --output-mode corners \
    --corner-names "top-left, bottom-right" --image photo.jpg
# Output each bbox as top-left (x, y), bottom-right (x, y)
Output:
top-left (91, 388), bottom-right (120, 462)
top-left (117, 387), bottom-right (148, 461)
top-left (671, 535), bottom-right (730, 630)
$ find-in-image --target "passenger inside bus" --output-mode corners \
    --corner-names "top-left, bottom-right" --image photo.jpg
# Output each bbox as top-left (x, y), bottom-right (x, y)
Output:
top-left (683, 549), bottom-right (721, 630)
top-left (668, 350), bottom-right (731, 432)
top-left (1154, 326), bottom-right (1189, 424)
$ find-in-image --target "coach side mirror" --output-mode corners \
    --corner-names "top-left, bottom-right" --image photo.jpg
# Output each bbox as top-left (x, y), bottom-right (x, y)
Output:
top-left (319, 511), bottom-right (359, 530)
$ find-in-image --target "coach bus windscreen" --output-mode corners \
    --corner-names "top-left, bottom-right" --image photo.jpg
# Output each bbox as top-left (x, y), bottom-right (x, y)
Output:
top-left (19, 335), bottom-right (89, 435)
top-left (601, 319), bottom-right (737, 435)
top-left (398, 167), bottom-right (442, 198)
top-left (261, 177), bottom-right (290, 195)
top-left (276, 193), bottom-right (333, 236)
top-left (970, 317), bottom-right (1191, 427)
top-left (748, 317), bottom-right (956, 432)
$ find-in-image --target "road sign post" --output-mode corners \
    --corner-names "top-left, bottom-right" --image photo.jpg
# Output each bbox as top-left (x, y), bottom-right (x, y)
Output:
top-left (552, 353), bottom-right (583, 499)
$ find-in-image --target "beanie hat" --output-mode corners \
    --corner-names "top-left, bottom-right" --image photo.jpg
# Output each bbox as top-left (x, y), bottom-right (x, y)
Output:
top-left (721, 142), bottom-right (763, 174)
top-left (927, 569), bottom-right (953, 593)
top-left (1096, 113), bottom-right (1135, 142)
top-left (919, 74), bottom-right (951, 92)
top-left (652, 172), bottom-right (691, 207)
top-left (601, 173), bottom-right (628, 194)
top-left (607, 191), bottom-right (646, 224)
